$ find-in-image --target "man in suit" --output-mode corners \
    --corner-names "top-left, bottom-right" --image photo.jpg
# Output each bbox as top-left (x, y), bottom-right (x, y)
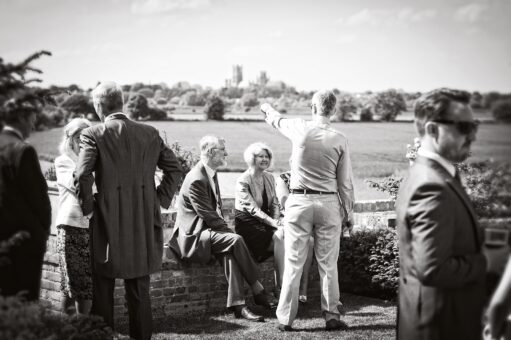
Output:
top-left (76, 81), bottom-right (182, 340)
top-left (0, 109), bottom-right (51, 301)
top-left (396, 88), bottom-right (488, 340)
top-left (261, 90), bottom-right (355, 331)
top-left (168, 135), bottom-right (274, 322)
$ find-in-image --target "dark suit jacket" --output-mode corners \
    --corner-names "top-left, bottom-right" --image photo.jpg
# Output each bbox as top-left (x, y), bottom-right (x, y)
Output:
top-left (168, 162), bottom-right (230, 264)
top-left (396, 156), bottom-right (486, 340)
top-left (76, 114), bottom-right (182, 278)
top-left (0, 129), bottom-right (51, 251)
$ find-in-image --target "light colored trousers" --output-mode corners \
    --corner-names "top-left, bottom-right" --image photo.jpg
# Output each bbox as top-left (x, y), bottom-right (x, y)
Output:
top-left (276, 193), bottom-right (343, 326)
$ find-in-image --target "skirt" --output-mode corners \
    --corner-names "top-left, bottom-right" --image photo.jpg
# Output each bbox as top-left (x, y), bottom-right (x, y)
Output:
top-left (56, 225), bottom-right (92, 300)
top-left (234, 209), bottom-right (275, 262)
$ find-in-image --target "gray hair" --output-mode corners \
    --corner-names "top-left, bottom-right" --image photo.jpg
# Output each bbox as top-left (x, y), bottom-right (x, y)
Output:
top-left (58, 118), bottom-right (92, 155)
top-left (91, 81), bottom-right (124, 114)
top-left (199, 135), bottom-right (225, 159)
top-left (312, 90), bottom-right (337, 117)
top-left (243, 142), bottom-right (273, 168)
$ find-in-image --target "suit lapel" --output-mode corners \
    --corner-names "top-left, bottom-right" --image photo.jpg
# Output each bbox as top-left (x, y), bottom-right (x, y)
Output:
top-left (417, 156), bottom-right (482, 249)
top-left (198, 163), bottom-right (217, 208)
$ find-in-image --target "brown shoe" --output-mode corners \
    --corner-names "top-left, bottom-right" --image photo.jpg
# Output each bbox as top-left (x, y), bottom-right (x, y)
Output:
top-left (233, 306), bottom-right (264, 322)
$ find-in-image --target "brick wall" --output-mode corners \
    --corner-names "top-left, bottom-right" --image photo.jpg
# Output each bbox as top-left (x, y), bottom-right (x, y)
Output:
top-left (41, 184), bottom-right (396, 322)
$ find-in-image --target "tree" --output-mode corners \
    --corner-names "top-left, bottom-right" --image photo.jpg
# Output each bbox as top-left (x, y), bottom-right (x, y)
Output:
top-left (125, 93), bottom-right (149, 119)
top-left (335, 92), bottom-right (359, 121)
top-left (204, 95), bottom-right (225, 121)
top-left (60, 93), bottom-right (96, 119)
top-left (0, 50), bottom-right (60, 130)
top-left (492, 99), bottom-right (511, 123)
top-left (240, 92), bottom-right (259, 108)
top-left (373, 89), bottom-right (406, 122)
top-left (138, 87), bottom-right (154, 98)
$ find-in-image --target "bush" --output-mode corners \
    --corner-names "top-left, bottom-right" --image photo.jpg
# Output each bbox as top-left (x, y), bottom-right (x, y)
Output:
top-left (147, 107), bottom-right (167, 120)
top-left (60, 94), bottom-right (95, 117)
top-left (365, 176), bottom-right (404, 201)
top-left (125, 93), bottom-right (149, 120)
top-left (240, 93), bottom-right (259, 108)
top-left (360, 106), bottom-right (373, 121)
top-left (0, 295), bottom-right (125, 340)
top-left (204, 96), bottom-right (225, 121)
top-left (492, 99), bottom-right (511, 123)
top-left (339, 227), bottom-right (398, 300)
top-left (161, 138), bottom-right (200, 177)
top-left (138, 87), bottom-right (154, 98)
top-left (373, 89), bottom-right (406, 122)
top-left (335, 92), bottom-right (359, 121)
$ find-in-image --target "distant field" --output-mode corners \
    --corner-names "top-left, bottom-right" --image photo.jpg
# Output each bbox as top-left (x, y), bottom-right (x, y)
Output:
top-left (31, 121), bottom-right (511, 178)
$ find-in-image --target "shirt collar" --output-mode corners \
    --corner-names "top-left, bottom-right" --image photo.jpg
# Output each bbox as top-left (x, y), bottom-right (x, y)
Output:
top-left (201, 160), bottom-right (217, 179)
top-left (312, 116), bottom-right (331, 126)
top-left (104, 112), bottom-right (128, 122)
top-left (2, 125), bottom-right (24, 140)
top-left (417, 147), bottom-right (456, 177)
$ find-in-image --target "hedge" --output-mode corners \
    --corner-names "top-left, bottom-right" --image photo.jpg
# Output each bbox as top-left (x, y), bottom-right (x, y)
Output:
top-left (339, 227), bottom-right (399, 300)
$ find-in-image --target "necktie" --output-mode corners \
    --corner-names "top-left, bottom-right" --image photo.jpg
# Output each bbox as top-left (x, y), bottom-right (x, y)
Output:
top-left (212, 173), bottom-right (223, 215)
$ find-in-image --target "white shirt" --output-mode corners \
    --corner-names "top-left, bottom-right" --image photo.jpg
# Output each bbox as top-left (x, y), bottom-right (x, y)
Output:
top-left (201, 160), bottom-right (222, 216)
top-left (417, 148), bottom-right (456, 177)
top-left (2, 125), bottom-right (24, 140)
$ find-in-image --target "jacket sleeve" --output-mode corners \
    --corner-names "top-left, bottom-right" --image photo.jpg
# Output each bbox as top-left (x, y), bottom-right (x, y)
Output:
top-left (408, 182), bottom-right (487, 288)
top-left (75, 128), bottom-right (97, 216)
top-left (235, 176), bottom-right (279, 228)
top-left (156, 136), bottom-right (183, 209)
top-left (55, 156), bottom-right (76, 193)
top-left (188, 179), bottom-right (228, 230)
top-left (17, 144), bottom-right (51, 234)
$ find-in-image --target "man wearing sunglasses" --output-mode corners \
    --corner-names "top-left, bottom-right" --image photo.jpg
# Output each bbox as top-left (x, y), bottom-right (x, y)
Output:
top-left (396, 88), bottom-right (488, 340)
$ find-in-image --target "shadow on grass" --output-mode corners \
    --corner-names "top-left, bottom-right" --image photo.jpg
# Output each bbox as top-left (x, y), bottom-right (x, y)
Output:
top-left (152, 313), bottom-right (247, 335)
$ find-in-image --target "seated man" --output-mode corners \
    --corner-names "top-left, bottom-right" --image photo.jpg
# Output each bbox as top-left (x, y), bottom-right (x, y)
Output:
top-left (168, 135), bottom-right (275, 321)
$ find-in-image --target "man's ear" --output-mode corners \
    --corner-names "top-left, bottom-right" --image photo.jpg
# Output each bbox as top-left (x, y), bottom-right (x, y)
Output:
top-left (425, 122), bottom-right (438, 139)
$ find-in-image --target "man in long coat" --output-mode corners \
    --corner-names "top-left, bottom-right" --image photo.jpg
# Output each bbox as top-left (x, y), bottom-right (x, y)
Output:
top-left (76, 81), bottom-right (182, 340)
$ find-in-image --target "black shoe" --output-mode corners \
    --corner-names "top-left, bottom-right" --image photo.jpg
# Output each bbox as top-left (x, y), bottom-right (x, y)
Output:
top-left (325, 319), bottom-right (348, 331)
top-left (233, 306), bottom-right (264, 322)
top-left (253, 291), bottom-right (277, 309)
top-left (278, 323), bottom-right (293, 332)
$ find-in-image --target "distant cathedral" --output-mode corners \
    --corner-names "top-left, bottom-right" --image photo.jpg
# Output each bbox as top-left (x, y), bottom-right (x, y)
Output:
top-left (225, 64), bottom-right (243, 87)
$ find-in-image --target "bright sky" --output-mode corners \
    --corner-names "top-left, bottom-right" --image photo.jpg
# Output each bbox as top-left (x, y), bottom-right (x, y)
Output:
top-left (1, 0), bottom-right (510, 92)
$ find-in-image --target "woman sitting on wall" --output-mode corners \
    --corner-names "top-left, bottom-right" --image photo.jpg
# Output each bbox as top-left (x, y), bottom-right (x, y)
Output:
top-left (54, 118), bottom-right (92, 315)
top-left (234, 142), bottom-right (313, 301)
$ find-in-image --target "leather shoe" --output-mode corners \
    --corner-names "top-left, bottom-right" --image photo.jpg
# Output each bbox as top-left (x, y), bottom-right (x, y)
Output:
top-left (278, 323), bottom-right (293, 332)
top-left (233, 306), bottom-right (264, 322)
top-left (325, 319), bottom-right (348, 331)
top-left (253, 291), bottom-right (277, 309)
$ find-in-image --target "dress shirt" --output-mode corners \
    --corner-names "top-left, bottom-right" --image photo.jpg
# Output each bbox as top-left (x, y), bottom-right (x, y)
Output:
top-left (265, 108), bottom-right (355, 221)
top-left (2, 125), bottom-right (24, 140)
top-left (104, 112), bottom-right (128, 122)
top-left (417, 148), bottom-right (456, 177)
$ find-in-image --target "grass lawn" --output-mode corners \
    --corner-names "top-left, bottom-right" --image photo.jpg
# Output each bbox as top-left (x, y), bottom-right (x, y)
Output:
top-left (118, 293), bottom-right (396, 340)
top-left (31, 121), bottom-right (511, 178)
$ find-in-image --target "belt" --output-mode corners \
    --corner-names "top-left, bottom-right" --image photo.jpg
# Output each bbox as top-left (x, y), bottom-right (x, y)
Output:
top-left (290, 189), bottom-right (337, 195)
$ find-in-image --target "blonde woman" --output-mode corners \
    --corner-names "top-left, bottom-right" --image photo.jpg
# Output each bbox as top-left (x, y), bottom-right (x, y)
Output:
top-left (55, 118), bottom-right (92, 315)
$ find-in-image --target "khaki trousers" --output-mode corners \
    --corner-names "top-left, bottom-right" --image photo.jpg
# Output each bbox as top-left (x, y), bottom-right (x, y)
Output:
top-left (276, 194), bottom-right (343, 326)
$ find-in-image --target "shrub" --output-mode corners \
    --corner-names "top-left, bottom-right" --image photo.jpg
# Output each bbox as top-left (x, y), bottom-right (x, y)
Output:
top-left (179, 91), bottom-right (206, 106)
top-left (138, 87), bottom-right (154, 98)
top-left (125, 93), bottom-right (149, 120)
top-left (240, 93), bottom-right (259, 108)
top-left (0, 295), bottom-right (125, 340)
top-left (204, 96), bottom-right (225, 121)
top-left (339, 227), bottom-right (398, 300)
top-left (492, 99), bottom-right (511, 123)
top-left (365, 176), bottom-right (404, 201)
top-left (335, 92), bottom-right (359, 121)
top-left (147, 107), bottom-right (167, 120)
top-left (359, 106), bottom-right (373, 121)
top-left (161, 132), bottom-right (200, 177)
top-left (373, 89), bottom-right (406, 122)
top-left (44, 164), bottom-right (57, 181)
top-left (60, 94), bottom-right (95, 117)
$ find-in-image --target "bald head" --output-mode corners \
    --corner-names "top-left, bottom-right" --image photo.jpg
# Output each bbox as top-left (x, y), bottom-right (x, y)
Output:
top-left (91, 81), bottom-right (124, 119)
top-left (311, 90), bottom-right (337, 117)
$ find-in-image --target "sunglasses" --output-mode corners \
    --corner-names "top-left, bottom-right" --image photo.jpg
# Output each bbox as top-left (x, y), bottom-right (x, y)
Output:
top-left (431, 119), bottom-right (480, 135)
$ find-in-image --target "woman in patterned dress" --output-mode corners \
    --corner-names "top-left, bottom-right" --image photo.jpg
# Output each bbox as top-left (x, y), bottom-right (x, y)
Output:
top-left (55, 118), bottom-right (92, 315)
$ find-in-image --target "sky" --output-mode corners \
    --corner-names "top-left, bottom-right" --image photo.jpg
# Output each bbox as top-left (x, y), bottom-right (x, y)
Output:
top-left (1, 0), bottom-right (510, 92)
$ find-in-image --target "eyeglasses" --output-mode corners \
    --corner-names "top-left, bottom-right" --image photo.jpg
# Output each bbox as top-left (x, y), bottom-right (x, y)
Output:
top-left (431, 119), bottom-right (480, 135)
